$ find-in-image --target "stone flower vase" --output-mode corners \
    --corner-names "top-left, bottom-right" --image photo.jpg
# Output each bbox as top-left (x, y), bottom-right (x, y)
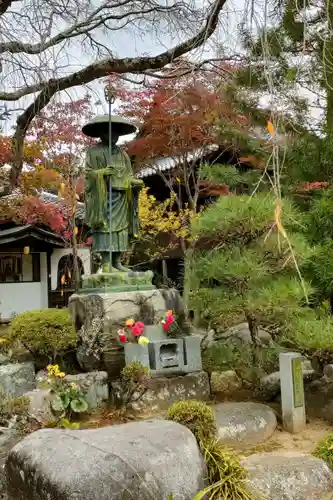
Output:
top-left (144, 324), bottom-right (165, 341)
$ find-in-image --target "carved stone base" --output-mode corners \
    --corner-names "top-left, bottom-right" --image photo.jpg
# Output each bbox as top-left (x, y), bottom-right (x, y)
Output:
top-left (68, 288), bottom-right (185, 379)
top-left (80, 270), bottom-right (155, 293)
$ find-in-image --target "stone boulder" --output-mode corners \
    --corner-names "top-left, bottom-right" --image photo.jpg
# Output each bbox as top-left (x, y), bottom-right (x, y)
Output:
top-left (65, 371), bottom-right (109, 410)
top-left (243, 451), bottom-right (333, 500)
top-left (111, 371), bottom-right (210, 411)
top-left (215, 322), bottom-right (273, 346)
top-left (0, 355), bottom-right (9, 367)
top-left (23, 389), bottom-right (54, 424)
top-left (6, 420), bottom-right (207, 500)
top-left (0, 429), bottom-right (22, 499)
top-left (256, 367), bottom-right (318, 401)
top-left (305, 378), bottom-right (333, 421)
top-left (210, 370), bottom-right (242, 395)
top-left (0, 363), bottom-right (35, 397)
top-left (214, 402), bottom-right (277, 448)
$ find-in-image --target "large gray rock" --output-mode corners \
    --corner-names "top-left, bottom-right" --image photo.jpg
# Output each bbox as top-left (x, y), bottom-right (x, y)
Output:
top-left (0, 363), bottom-right (35, 397)
top-left (0, 355), bottom-right (9, 367)
top-left (0, 428), bottom-right (21, 499)
top-left (214, 402), bottom-right (277, 448)
top-left (256, 368), bottom-right (318, 401)
top-left (24, 389), bottom-right (53, 424)
top-left (303, 378), bottom-right (333, 421)
top-left (216, 322), bottom-right (273, 346)
top-left (243, 451), bottom-right (333, 500)
top-left (6, 420), bottom-right (207, 500)
top-left (65, 371), bottom-right (109, 410)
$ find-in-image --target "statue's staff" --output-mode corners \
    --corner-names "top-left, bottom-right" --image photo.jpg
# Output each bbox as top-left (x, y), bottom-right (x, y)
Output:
top-left (104, 83), bottom-right (115, 273)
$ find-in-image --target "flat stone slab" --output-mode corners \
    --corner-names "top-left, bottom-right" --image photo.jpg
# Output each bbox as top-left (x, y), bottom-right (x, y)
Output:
top-left (6, 420), bottom-right (207, 500)
top-left (214, 402), bottom-right (277, 448)
top-left (243, 451), bottom-right (333, 500)
top-left (112, 371), bottom-right (210, 412)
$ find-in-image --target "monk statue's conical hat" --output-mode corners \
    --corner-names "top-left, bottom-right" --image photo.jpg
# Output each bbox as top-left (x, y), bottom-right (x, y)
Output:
top-left (82, 114), bottom-right (137, 138)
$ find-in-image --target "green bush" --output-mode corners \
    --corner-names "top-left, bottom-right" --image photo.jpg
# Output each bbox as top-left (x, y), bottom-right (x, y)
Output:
top-left (194, 439), bottom-right (253, 500)
top-left (203, 341), bottom-right (281, 382)
top-left (120, 361), bottom-right (151, 407)
top-left (0, 386), bottom-right (29, 426)
top-left (314, 433), bottom-right (333, 470)
top-left (168, 400), bottom-right (254, 500)
top-left (9, 309), bottom-right (76, 358)
top-left (167, 400), bottom-right (217, 442)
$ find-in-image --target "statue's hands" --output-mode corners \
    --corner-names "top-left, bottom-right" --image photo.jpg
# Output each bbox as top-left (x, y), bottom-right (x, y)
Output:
top-left (103, 165), bottom-right (116, 176)
top-left (131, 178), bottom-right (144, 188)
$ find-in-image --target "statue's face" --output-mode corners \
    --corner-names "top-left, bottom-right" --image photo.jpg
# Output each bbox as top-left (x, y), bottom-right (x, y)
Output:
top-left (100, 130), bottom-right (120, 145)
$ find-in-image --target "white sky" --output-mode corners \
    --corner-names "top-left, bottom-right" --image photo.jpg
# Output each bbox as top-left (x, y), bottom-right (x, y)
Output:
top-left (0, 0), bottom-right (248, 139)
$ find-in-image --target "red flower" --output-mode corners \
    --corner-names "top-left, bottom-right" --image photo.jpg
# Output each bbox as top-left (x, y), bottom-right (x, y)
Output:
top-left (131, 322), bottom-right (144, 337)
top-left (136, 321), bottom-right (144, 330)
top-left (162, 323), bottom-right (169, 332)
top-left (119, 334), bottom-right (127, 343)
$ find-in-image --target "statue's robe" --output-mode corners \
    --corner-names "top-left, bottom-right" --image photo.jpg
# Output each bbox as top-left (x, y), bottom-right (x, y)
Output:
top-left (84, 144), bottom-right (139, 253)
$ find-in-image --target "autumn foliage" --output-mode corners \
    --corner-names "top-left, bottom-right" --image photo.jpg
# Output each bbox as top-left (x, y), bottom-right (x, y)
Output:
top-left (112, 74), bottom-right (249, 165)
top-left (0, 96), bottom-right (94, 237)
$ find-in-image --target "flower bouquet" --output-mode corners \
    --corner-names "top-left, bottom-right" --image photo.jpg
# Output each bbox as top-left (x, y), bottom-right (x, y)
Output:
top-left (117, 310), bottom-right (176, 344)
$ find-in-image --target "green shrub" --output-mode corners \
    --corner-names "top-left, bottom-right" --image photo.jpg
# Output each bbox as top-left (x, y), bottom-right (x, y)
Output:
top-left (9, 309), bottom-right (76, 358)
top-left (120, 361), bottom-right (151, 407)
top-left (314, 433), bottom-right (333, 470)
top-left (203, 341), bottom-right (281, 381)
top-left (0, 386), bottom-right (29, 425)
top-left (168, 400), bottom-right (254, 500)
top-left (167, 400), bottom-right (217, 442)
top-left (194, 439), bottom-right (253, 500)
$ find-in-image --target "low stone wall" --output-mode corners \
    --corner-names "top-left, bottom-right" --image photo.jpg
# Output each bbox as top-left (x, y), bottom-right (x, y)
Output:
top-left (111, 370), bottom-right (210, 411)
top-left (5, 420), bottom-right (207, 500)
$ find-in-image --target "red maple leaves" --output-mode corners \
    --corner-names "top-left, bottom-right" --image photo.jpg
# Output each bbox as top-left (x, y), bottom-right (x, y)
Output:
top-left (0, 95), bottom-right (94, 235)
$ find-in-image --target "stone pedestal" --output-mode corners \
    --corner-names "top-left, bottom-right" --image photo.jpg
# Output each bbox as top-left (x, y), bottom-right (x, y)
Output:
top-left (81, 270), bottom-right (155, 293)
top-left (280, 352), bottom-right (306, 433)
top-left (69, 283), bottom-right (185, 379)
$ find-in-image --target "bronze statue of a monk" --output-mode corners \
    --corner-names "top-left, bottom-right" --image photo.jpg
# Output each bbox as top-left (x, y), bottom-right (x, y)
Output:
top-left (82, 115), bottom-right (143, 272)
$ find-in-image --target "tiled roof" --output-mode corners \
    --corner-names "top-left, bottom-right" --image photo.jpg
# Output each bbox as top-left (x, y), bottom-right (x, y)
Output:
top-left (39, 191), bottom-right (85, 220)
top-left (0, 224), bottom-right (65, 247)
top-left (136, 145), bottom-right (219, 179)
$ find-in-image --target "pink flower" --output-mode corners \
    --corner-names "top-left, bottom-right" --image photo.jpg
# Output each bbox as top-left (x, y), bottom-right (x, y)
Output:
top-left (166, 314), bottom-right (175, 325)
top-left (136, 321), bottom-right (144, 330)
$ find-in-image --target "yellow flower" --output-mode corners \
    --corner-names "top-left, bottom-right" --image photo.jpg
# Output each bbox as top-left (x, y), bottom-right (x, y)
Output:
top-left (0, 337), bottom-right (8, 344)
top-left (57, 372), bottom-right (65, 378)
top-left (138, 336), bottom-right (149, 345)
top-left (125, 318), bottom-right (135, 328)
top-left (166, 310), bottom-right (173, 317)
top-left (70, 383), bottom-right (79, 389)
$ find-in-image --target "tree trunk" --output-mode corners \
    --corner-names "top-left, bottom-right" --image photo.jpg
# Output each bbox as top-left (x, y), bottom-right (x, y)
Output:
top-left (245, 311), bottom-right (261, 384)
top-left (329, 295), bottom-right (333, 315)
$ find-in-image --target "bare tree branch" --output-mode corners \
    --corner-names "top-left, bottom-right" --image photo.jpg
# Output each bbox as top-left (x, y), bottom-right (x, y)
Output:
top-left (0, 1), bottom-right (195, 55)
top-left (1, 0), bottom-right (228, 194)
top-left (0, 0), bottom-right (15, 16)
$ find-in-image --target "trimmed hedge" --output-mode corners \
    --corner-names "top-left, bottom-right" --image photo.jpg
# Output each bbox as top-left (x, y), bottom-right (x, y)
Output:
top-left (9, 308), bottom-right (76, 358)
